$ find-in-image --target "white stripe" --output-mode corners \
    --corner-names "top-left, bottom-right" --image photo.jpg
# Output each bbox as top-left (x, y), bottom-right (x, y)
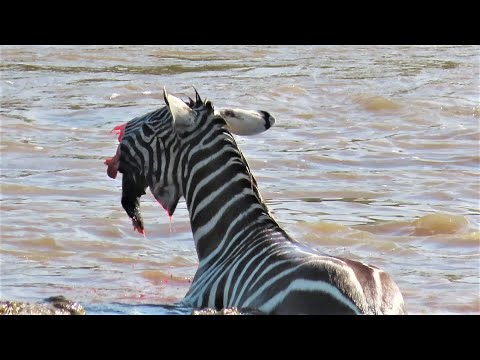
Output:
top-left (193, 190), bottom-right (260, 247)
top-left (227, 241), bottom-right (279, 307)
top-left (221, 237), bottom-right (270, 307)
top-left (198, 205), bottom-right (266, 267)
top-left (242, 263), bottom-right (306, 308)
top-left (184, 222), bottom-right (263, 304)
top-left (232, 245), bottom-right (296, 307)
top-left (160, 139), bottom-right (166, 183)
top-left (207, 238), bottom-right (261, 309)
top-left (247, 252), bottom-right (302, 291)
top-left (340, 264), bottom-right (369, 313)
top-left (151, 137), bottom-right (159, 177)
top-left (184, 129), bottom-right (234, 174)
top-left (167, 139), bottom-right (176, 186)
top-left (207, 273), bottom-right (222, 309)
top-left (192, 172), bottom-right (249, 221)
top-left (185, 146), bottom-right (238, 201)
top-left (180, 143), bottom-right (191, 182)
top-left (130, 129), bottom-right (155, 169)
top-left (181, 120), bottom-right (210, 143)
top-left (204, 234), bottom-right (261, 309)
top-left (258, 279), bottom-right (361, 314)
top-left (183, 217), bottom-right (264, 304)
top-left (188, 157), bottom-right (243, 214)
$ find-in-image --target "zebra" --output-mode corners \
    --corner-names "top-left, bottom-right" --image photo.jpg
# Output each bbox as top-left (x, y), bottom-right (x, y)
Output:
top-left (105, 87), bottom-right (407, 315)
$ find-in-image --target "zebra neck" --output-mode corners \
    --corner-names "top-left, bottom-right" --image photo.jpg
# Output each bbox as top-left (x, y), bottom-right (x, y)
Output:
top-left (181, 132), bottom-right (274, 261)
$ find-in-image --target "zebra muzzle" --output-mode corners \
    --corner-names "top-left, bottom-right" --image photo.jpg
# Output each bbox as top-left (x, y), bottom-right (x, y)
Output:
top-left (121, 193), bottom-right (145, 235)
top-left (121, 170), bottom-right (147, 235)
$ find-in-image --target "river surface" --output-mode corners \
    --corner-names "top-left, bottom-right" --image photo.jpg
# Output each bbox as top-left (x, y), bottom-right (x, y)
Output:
top-left (1, 45), bottom-right (479, 314)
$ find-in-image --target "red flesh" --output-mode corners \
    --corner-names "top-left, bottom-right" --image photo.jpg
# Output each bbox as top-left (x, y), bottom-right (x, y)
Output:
top-left (112, 123), bottom-right (127, 142)
top-left (104, 123), bottom-right (127, 179)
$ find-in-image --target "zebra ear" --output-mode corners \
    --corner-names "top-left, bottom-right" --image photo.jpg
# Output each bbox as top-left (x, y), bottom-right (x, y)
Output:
top-left (164, 87), bottom-right (195, 130)
top-left (216, 108), bottom-right (276, 136)
top-left (193, 86), bottom-right (202, 104)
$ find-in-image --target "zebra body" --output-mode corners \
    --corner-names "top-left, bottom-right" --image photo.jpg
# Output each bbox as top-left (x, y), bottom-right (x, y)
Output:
top-left (106, 88), bottom-right (406, 314)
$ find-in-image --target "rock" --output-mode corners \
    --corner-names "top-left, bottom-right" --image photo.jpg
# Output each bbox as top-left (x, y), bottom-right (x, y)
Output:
top-left (0, 296), bottom-right (85, 315)
top-left (192, 307), bottom-right (243, 315)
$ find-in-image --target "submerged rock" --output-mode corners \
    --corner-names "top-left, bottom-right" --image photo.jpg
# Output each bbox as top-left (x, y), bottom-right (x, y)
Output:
top-left (0, 296), bottom-right (85, 315)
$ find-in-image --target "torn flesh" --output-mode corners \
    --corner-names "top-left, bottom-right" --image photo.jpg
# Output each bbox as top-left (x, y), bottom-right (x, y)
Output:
top-left (104, 123), bottom-right (127, 179)
top-left (104, 144), bottom-right (121, 179)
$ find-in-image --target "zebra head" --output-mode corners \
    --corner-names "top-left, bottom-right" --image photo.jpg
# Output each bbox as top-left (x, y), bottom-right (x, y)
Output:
top-left (106, 88), bottom-right (275, 234)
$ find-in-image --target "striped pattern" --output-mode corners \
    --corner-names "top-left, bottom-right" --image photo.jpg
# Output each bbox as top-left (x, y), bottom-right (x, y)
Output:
top-left (112, 90), bottom-right (407, 314)
top-left (120, 106), bottom-right (178, 189)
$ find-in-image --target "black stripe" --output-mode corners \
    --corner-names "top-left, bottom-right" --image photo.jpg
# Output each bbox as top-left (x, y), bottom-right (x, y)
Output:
top-left (258, 110), bottom-right (271, 130)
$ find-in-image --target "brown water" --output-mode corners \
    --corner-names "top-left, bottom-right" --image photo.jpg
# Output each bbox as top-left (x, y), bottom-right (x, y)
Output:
top-left (1, 45), bottom-right (479, 315)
